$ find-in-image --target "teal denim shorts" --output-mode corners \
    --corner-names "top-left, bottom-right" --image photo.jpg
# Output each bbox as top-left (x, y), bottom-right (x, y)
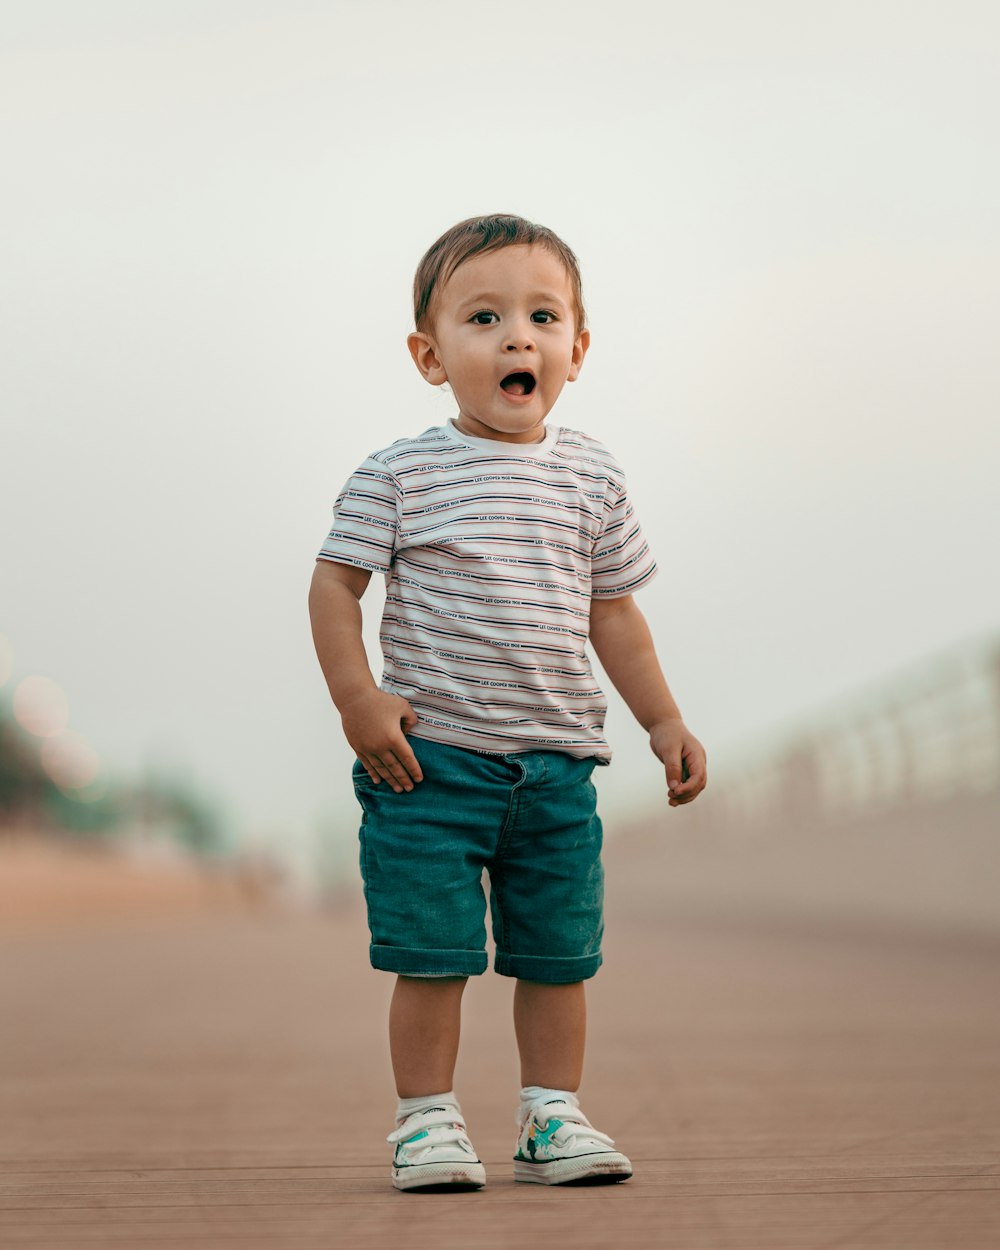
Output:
top-left (352, 735), bottom-right (604, 983)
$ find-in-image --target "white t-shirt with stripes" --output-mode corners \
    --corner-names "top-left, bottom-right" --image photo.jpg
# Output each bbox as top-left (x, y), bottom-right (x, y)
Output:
top-left (317, 419), bottom-right (658, 762)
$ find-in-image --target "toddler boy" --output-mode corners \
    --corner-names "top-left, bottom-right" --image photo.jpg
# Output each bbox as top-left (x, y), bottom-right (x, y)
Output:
top-left (309, 214), bottom-right (706, 1191)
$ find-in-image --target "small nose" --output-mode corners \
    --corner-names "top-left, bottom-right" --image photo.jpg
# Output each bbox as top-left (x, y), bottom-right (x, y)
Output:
top-left (503, 323), bottom-right (535, 351)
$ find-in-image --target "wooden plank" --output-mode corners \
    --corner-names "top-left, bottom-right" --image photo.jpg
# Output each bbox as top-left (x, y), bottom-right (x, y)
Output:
top-left (1, 836), bottom-right (998, 1249)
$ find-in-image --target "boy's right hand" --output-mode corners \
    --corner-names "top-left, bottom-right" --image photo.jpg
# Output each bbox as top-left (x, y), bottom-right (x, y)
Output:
top-left (339, 690), bottom-right (424, 792)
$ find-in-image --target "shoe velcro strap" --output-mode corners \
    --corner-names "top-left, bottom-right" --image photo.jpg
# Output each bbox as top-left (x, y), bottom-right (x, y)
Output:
top-left (387, 1108), bottom-right (466, 1144)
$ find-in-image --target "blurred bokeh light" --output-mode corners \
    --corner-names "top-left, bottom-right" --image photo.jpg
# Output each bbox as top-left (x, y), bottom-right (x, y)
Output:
top-left (13, 676), bottom-right (70, 739)
top-left (40, 732), bottom-right (101, 793)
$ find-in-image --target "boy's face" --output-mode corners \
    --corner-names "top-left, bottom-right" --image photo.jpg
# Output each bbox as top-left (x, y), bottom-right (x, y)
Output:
top-left (407, 245), bottom-right (590, 444)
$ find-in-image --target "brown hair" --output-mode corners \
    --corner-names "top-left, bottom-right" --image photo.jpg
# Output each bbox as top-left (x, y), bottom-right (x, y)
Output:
top-left (413, 214), bottom-right (586, 332)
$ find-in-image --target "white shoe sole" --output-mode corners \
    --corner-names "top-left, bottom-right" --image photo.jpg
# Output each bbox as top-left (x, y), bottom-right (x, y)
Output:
top-left (392, 1160), bottom-right (486, 1191)
top-left (514, 1152), bottom-right (633, 1185)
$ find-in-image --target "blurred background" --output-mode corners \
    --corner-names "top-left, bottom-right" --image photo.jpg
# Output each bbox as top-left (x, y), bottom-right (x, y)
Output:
top-left (2, 0), bottom-right (998, 935)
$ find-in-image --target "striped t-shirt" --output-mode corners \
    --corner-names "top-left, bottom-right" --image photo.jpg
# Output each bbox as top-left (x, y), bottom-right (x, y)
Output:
top-left (317, 419), bottom-right (658, 762)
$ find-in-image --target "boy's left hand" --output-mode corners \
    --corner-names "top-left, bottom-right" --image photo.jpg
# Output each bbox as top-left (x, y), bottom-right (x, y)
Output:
top-left (649, 719), bottom-right (707, 807)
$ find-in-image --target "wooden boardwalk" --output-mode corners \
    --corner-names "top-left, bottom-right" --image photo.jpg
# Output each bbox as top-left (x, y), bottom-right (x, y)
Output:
top-left (1, 834), bottom-right (999, 1250)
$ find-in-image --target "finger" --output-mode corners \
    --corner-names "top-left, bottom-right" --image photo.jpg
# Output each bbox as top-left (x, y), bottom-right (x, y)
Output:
top-left (358, 754), bottom-right (382, 784)
top-left (664, 751), bottom-right (683, 796)
top-left (671, 769), bottom-right (707, 803)
top-left (674, 746), bottom-right (707, 794)
top-left (361, 752), bottom-right (401, 790)
top-left (366, 753), bottom-right (408, 793)
top-left (674, 771), bottom-right (705, 796)
top-left (378, 750), bottom-right (417, 793)
top-left (392, 738), bottom-right (424, 784)
top-left (399, 701), bottom-right (420, 733)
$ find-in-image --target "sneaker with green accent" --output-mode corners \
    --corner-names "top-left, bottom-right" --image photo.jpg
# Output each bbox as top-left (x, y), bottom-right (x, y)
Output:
top-left (513, 1092), bottom-right (632, 1185)
top-left (387, 1105), bottom-right (486, 1191)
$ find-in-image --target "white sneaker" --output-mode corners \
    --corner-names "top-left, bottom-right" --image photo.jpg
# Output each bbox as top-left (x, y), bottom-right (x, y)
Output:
top-left (513, 1092), bottom-right (632, 1185)
top-left (387, 1104), bottom-right (486, 1191)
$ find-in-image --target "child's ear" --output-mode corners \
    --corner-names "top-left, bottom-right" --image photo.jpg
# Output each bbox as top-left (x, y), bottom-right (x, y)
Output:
top-left (407, 332), bottom-right (448, 386)
top-left (567, 328), bottom-right (590, 382)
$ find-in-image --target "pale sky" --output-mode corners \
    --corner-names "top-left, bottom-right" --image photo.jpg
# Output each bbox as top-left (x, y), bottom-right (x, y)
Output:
top-left (3, 2), bottom-right (998, 879)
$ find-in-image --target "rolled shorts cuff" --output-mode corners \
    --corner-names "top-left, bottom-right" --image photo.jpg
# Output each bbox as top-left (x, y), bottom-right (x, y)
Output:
top-left (370, 943), bottom-right (488, 977)
top-left (493, 949), bottom-right (603, 983)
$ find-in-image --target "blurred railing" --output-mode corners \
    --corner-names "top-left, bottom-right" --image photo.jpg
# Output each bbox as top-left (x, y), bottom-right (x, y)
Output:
top-left (715, 633), bottom-right (1000, 830)
top-left (617, 632), bottom-right (1000, 935)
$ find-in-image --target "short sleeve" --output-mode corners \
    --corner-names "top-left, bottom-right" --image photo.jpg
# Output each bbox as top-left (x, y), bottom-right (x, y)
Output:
top-left (590, 479), bottom-right (658, 597)
top-left (317, 458), bottom-right (402, 574)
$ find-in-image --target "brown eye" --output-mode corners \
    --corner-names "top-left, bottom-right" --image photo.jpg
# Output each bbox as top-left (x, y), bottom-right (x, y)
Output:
top-left (531, 310), bottom-right (556, 324)
top-left (471, 310), bottom-right (498, 325)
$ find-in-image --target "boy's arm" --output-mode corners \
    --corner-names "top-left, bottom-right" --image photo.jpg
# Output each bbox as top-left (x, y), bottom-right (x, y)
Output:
top-left (308, 560), bottom-right (423, 792)
top-left (589, 594), bottom-right (707, 806)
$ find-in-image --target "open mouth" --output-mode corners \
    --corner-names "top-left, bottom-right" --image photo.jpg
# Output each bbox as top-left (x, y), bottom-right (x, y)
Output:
top-left (499, 371), bottom-right (536, 397)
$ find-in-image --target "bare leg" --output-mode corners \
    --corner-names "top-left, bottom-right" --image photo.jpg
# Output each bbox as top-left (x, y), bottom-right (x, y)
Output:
top-left (513, 980), bottom-right (586, 1090)
top-left (389, 976), bottom-right (468, 1098)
